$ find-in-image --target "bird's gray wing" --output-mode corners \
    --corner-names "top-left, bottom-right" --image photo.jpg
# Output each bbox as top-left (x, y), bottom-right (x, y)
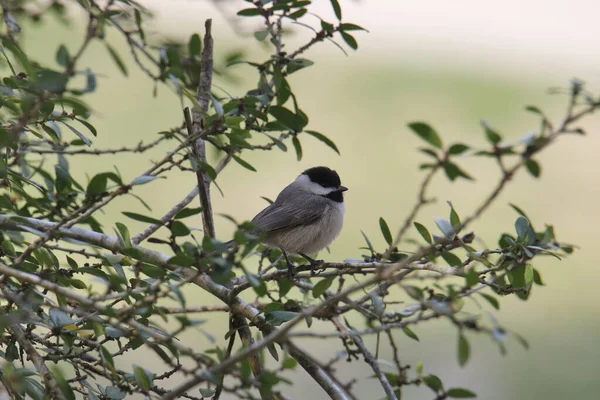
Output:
top-left (251, 196), bottom-right (328, 233)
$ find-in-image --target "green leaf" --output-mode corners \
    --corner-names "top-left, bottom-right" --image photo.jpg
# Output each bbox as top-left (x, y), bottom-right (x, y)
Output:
top-left (402, 327), bottom-right (419, 341)
top-left (465, 269), bottom-right (479, 287)
top-left (479, 293), bottom-right (499, 310)
top-left (515, 216), bottom-right (535, 244)
top-left (443, 161), bottom-right (474, 181)
top-left (339, 23), bottom-right (367, 31)
top-left (292, 136), bottom-right (302, 160)
top-left (188, 33), bottom-right (201, 56)
top-left (171, 221), bottom-right (191, 237)
top-left (448, 143), bottom-right (470, 155)
top-left (75, 118), bottom-right (97, 137)
top-left (122, 212), bottom-right (162, 225)
top-left (199, 388), bottom-right (215, 397)
top-left (448, 201), bottom-right (461, 232)
top-left (56, 44), bottom-right (70, 67)
top-left (524, 265), bottom-right (534, 286)
top-left (340, 32), bottom-right (358, 50)
top-left (131, 175), bottom-right (157, 186)
top-left (232, 155), bottom-right (257, 172)
top-left (305, 130), bottom-right (339, 154)
top-left (267, 343), bottom-right (279, 362)
top-left (481, 121), bottom-right (502, 144)
top-left (422, 374), bottom-right (443, 393)
top-left (237, 8), bottom-right (261, 16)
top-left (379, 217), bottom-right (393, 245)
top-left (330, 0), bottom-right (342, 19)
top-left (525, 159), bottom-right (541, 178)
top-left (458, 334), bottom-right (470, 366)
top-left (441, 252), bottom-right (462, 267)
top-left (265, 311), bottom-right (298, 326)
top-left (175, 207), bottom-right (203, 219)
top-left (282, 357), bottom-right (297, 369)
top-left (115, 223), bottom-right (131, 248)
top-left (312, 276), bottom-right (335, 298)
top-left (408, 122), bottom-right (443, 148)
top-left (269, 106), bottom-right (307, 131)
top-left (61, 122), bottom-right (91, 146)
top-left (105, 43), bottom-right (128, 76)
top-left (434, 218), bottom-right (455, 238)
top-left (254, 30), bottom-right (269, 41)
top-left (447, 388), bottom-right (477, 398)
top-left (133, 365), bottom-right (152, 391)
top-left (287, 58), bottom-right (314, 74)
top-left (414, 222), bottom-right (432, 244)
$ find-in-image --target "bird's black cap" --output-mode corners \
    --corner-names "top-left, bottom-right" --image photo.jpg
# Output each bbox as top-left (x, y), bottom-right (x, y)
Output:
top-left (302, 166), bottom-right (342, 188)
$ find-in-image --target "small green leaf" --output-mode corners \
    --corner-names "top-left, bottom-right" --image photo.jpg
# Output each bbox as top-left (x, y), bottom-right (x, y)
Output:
top-left (408, 122), bottom-right (443, 149)
top-left (339, 23), bottom-right (367, 31)
top-left (269, 106), bottom-right (307, 131)
top-left (175, 207), bottom-right (203, 219)
top-left (122, 212), bottom-right (162, 225)
top-left (443, 161), bottom-right (474, 181)
top-left (515, 216), bottom-right (535, 244)
top-left (414, 222), bottom-right (432, 244)
top-left (434, 218), bottom-right (455, 238)
top-left (115, 222), bottom-right (131, 248)
top-left (379, 217), bottom-right (393, 245)
top-left (133, 365), bottom-right (152, 391)
top-left (340, 32), bottom-right (358, 50)
top-left (447, 388), bottom-right (477, 398)
top-left (232, 155), bottom-right (257, 172)
top-left (105, 43), bottom-right (128, 76)
top-left (481, 121), bottom-right (502, 144)
top-left (458, 334), bottom-right (470, 366)
top-left (448, 143), bottom-right (470, 155)
top-left (237, 8), bottom-right (261, 16)
top-left (171, 221), bottom-right (191, 237)
top-left (254, 30), bottom-right (269, 41)
top-left (330, 0), bottom-right (342, 19)
top-left (265, 311), bottom-right (298, 326)
top-left (131, 175), bottom-right (157, 186)
top-left (524, 265), bottom-right (534, 286)
top-left (525, 159), bottom-right (541, 178)
top-left (448, 201), bottom-right (461, 232)
top-left (312, 276), bottom-right (335, 298)
top-left (402, 327), bottom-right (419, 341)
top-left (305, 130), bottom-right (339, 154)
top-left (199, 388), bottom-right (215, 397)
top-left (465, 269), bottom-right (479, 287)
top-left (422, 375), bottom-right (443, 393)
top-left (188, 33), bottom-right (201, 56)
top-left (282, 357), bottom-right (297, 369)
top-left (292, 136), bottom-right (302, 160)
top-left (56, 44), bottom-right (70, 67)
top-left (267, 343), bottom-right (279, 362)
top-left (479, 293), bottom-right (499, 310)
top-left (441, 252), bottom-right (462, 267)
top-left (61, 121), bottom-right (91, 146)
top-left (287, 58), bottom-right (314, 74)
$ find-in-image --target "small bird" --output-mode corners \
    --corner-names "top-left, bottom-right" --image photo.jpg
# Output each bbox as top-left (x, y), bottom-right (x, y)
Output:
top-left (250, 166), bottom-right (347, 275)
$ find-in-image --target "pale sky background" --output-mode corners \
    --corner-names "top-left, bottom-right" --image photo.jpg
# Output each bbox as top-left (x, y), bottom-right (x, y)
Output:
top-left (142, 0), bottom-right (600, 83)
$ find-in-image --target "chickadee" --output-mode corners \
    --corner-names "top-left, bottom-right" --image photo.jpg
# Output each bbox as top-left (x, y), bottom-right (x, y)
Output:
top-left (250, 166), bottom-right (347, 275)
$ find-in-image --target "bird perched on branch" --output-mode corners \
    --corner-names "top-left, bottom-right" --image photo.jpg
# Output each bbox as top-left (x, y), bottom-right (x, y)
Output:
top-left (250, 166), bottom-right (347, 276)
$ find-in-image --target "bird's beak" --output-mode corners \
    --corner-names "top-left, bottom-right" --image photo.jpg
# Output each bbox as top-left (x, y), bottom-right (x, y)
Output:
top-left (338, 186), bottom-right (348, 192)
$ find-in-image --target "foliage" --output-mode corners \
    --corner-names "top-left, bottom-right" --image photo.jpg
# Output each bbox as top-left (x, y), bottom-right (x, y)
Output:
top-left (0, 0), bottom-right (597, 399)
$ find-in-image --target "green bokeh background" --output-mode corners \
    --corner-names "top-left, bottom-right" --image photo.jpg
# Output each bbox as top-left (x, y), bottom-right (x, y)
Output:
top-left (15, 1), bottom-right (600, 399)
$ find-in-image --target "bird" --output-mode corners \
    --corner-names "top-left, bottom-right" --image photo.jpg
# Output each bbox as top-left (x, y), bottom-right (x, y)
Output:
top-left (249, 166), bottom-right (347, 276)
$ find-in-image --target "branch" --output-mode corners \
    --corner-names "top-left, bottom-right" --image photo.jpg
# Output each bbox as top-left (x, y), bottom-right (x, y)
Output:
top-left (331, 317), bottom-right (397, 400)
top-left (3, 315), bottom-right (64, 399)
top-left (189, 18), bottom-right (216, 239)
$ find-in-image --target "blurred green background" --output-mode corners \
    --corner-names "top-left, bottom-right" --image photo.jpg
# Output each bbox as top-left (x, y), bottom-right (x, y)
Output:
top-left (17, 0), bottom-right (600, 398)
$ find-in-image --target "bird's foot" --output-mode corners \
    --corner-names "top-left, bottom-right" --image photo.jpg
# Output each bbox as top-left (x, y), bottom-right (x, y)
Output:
top-left (299, 253), bottom-right (325, 274)
top-left (282, 251), bottom-right (297, 278)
